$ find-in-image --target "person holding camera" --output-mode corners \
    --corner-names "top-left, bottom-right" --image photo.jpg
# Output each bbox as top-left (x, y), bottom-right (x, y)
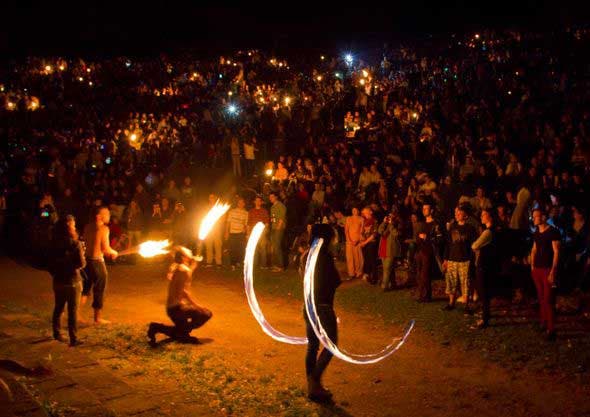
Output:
top-left (147, 247), bottom-right (212, 345)
top-left (377, 211), bottom-right (402, 291)
top-left (48, 215), bottom-right (86, 346)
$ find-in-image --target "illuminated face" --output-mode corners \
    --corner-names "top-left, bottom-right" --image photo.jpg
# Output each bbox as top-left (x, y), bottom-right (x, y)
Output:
top-left (422, 205), bottom-right (432, 218)
top-left (254, 197), bottom-right (263, 208)
top-left (455, 209), bottom-right (466, 223)
top-left (238, 199), bottom-right (245, 209)
top-left (352, 207), bottom-right (359, 216)
top-left (481, 211), bottom-right (491, 225)
top-left (99, 208), bottom-right (111, 224)
top-left (532, 210), bottom-right (543, 227)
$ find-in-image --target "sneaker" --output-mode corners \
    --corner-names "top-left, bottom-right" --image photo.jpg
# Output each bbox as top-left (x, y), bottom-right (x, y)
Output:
top-left (69, 339), bottom-right (84, 347)
top-left (442, 304), bottom-right (455, 311)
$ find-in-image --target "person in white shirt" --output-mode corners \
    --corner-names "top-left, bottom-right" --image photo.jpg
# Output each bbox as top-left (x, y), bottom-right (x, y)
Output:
top-left (225, 198), bottom-right (249, 270)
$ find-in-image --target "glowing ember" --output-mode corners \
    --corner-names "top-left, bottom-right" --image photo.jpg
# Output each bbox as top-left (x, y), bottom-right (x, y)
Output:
top-left (198, 200), bottom-right (230, 240)
top-left (138, 240), bottom-right (171, 257)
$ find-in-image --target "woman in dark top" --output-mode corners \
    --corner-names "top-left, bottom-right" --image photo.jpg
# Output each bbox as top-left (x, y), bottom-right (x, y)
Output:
top-left (49, 215), bottom-right (86, 346)
top-left (304, 224), bottom-right (341, 403)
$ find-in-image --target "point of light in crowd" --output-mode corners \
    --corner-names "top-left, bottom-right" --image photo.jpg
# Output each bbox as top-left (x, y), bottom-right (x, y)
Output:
top-left (335, 72), bottom-right (342, 79)
top-left (130, 133), bottom-right (137, 142)
top-left (138, 240), bottom-right (171, 257)
top-left (316, 75), bottom-right (322, 81)
top-left (359, 79), bottom-right (366, 86)
top-left (86, 68), bottom-right (91, 73)
top-left (227, 104), bottom-right (238, 114)
top-left (345, 53), bottom-right (353, 65)
top-left (475, 33), bottom-right (480, 39)
top-left (243, 222), bottom-right (308, 345)
top-left (248, 52), bottom-right (252, 56)
top-left (508, 90), bottom-right (512, 95)
top-left (198, 200), bottom-right (230, 240)
top-left (78, 76), bottom-right (84, 82)
top-left (45, 65), bottom-right (52, 72)
top-left (320, 55), bottom-right (325, 60)
top-left (125, 61), bottom-right (132, 68)
top-left (515, 71), bottom-right (519, 76)
top-left (88, 81), bottom-right (93, 86)
top-left (7, 102), bottom-right (15, 109)
top-left (219, 74), bottom-right (223, 78)
top-left (58, 65), bottom-right (65, 71)
top-left (284, 96), bottom-right (291, 105)
top-left (303, 237), bottom-right (415, 364)
top-left (227, 59), bottom-right (231, 64)
top-left (265, 169), bottom-right (273, 177)
top-left (228, 91), bottom-right (233, 96)
top-left (362, 69), bottom-right (368, 78)
top-left (412, 112), bottom-right (418, 119)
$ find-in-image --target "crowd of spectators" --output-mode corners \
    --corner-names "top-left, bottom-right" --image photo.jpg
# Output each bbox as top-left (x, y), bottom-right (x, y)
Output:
top-left (2, 26), bottom-right (590, 337)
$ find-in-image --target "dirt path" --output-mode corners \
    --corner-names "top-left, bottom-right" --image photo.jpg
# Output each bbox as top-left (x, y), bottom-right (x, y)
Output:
top-left (1, 256), bottom-right (589, 417)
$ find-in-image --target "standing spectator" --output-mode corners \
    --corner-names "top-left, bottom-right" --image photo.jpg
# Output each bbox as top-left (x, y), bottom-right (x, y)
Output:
top-left (125, 199), bottom-right (144, 246)
top-left (248, 196), bottom-right (270, 268)
top-left (163, 180), bottom-right (181, 204)
top-left (243, 137), bottom-right (257, 178)
top-left (378, 211), bottom-right (402, 291)
top-left (414, 222), bottom-right (434, 302)
top-left (269, 192), bottom-right (287, 272)
top-left (442, 206), bottom-right (477, 310)
top-left (530, 208), bottom-right (561, 341)
top-left (344, 207), bottom-right (364, 279)
top-left (181, 177), bottom-right (194, 204)
top-left (230, 135), bottom-right (242, 177)
top-left (471, 209), bottom-right (497, 329)
top-left (49, 215), bottom-right (86, 346)
top-left (360, 207), bottom-right (378, 284)
top-left (225, 198), bottom-right (249, 270)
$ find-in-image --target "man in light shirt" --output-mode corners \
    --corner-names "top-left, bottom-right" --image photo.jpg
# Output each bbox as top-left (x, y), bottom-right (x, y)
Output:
top-left (225, 198), bottom-right (249, 270)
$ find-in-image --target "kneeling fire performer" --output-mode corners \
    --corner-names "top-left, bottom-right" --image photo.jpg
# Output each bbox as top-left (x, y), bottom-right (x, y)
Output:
top-left (148, 247), bottom-right (212, 344)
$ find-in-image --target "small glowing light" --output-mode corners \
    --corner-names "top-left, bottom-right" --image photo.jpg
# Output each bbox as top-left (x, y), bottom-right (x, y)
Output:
top-left (515, 71), bottom-right (519, 75)
top-left (88, 81), bottom-right (93, 86)
top-left (0, 86), bottom-right (4, 92)
top-left (412, 112), bottom-right (418, 119)
top-left (508, 90), bottom-right (512, 95)
top-left (86, 68), bottom-right (91, 73)
top-left (278, 62), bottom-right (283, 67)
top-left (44, 65), bottom-right (52, 72)
top-left (78, 77), bottom-right (84, 82)
top-left (198, 200), bottom-right (231, 240)
top-left (233, 63), bottom-right (237, 67)
top-left (248, 52), bottom-right (252, 56)
top-left (284, 96), bottom-right (291, 105)
top-left (125, 61), bottom-right (132, 68)
top-left (227, 104), bottom-right (238, 114)
top-left (228, 91), bottom-right (233, 96)
top-left (219, 74), bottom-right (223, 78)
top-left (138, 240), bottom-right (171, 257)
top-left (227, 59), bottom-right (231, 64)
top-left (130, 133), bottom-right (137, 142)
top-left (362, 69), bottom-right (369, 78)
top-left (59, 65), bottom-right (65, 71)
top-left (7, 101), bottom-right (15, 109)
top-left (475, 33), bottom-right (480, 39)
top-left (320, 55), bottom-right (325, 60)
top-left (345, 53), bottom-right (353, 65)
top-left (265, 169), bottom-right (273, 177)
top-left (335, 72), bottom-right (342, 78)
top-left (359, 79), bottom-right (366, 86)
top-left (316, 75), bottom-right (323, 81)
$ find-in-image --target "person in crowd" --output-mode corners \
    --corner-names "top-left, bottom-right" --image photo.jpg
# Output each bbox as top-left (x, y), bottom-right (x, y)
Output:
top-left (225, 198), bottom-right (249, 270)
top-left (378, 210), bottom-right (402, 291)
top-left (49, 215), bottom-right (86, 346)
top-left (471, 208), bottom-right (497, 329)
top-left (344, 207), bottom-right (364, 279)
top-left (530, 208), bottom-right (561, 341)
top-left (204, 193), bottom-right (224, 268)
top-left (269, 192), bottom-right (287, 272)
top-left (147, 247), bottom-right (212, 345)
top-left (360, 207), bottom-right (379, 284)
top-left (248, 196), bottom-right (270, 268)
top-left (442, 205), bottom-right (477, 310)
top-left (414, 222), bottom-right (433, 302)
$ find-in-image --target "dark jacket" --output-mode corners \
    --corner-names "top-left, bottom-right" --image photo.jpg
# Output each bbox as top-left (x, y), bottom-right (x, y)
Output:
top-left (49, 238), bottom-right (86, 285)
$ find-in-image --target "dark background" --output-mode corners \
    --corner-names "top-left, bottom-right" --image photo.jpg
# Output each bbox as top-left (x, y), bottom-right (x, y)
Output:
top-left (1, 1), bottom-right (587, 57)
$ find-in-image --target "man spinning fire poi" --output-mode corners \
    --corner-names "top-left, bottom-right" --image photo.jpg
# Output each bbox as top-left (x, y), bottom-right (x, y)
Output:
top-left (304, 224), bottom-right (341, 403)
top-left (147, 246), bottom-right (212, 345)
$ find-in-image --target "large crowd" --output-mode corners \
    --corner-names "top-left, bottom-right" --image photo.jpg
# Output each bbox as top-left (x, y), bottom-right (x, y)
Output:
top-left (2, 26), bottom-right (590, 339)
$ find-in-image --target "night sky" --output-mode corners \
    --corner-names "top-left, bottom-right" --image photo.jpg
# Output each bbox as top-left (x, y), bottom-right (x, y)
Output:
top-left (1, 2), bottom-right (586, 57)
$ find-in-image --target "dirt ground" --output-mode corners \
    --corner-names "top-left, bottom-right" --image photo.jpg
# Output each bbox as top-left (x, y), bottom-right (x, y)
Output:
top-left (1, 256), bottom-right (589, 417)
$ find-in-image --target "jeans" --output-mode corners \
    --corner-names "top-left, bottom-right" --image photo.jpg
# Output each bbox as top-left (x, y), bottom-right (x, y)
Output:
top-left (362, 241), bottom-right (378, 283)
top-left (304, 306), bottom-right (337, 381)
top-left (228, 233), bottom-right (246, 265)
top-left (150, 304), bottom-right (213, 339)
top-left (270, 228), bottom-right (285, 268)
top-left (53, 281), bottom-right (82, 341)
top-left (83, 260), bottom-right (108, 310)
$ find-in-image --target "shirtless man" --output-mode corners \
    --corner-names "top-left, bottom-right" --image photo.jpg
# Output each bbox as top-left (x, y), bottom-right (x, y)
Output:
top-left (344, 207), bottom-right (364, 279)
top-left (82, 206), bottom-right (118, 324)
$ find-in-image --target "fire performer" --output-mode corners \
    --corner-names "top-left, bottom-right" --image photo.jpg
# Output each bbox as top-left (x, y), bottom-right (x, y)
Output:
top-left (304, 224), bottom-right (340, 403)
top-left (82, 206), bottom-right (118, 324)
top-left (147, 247), bottom-right (212, 345)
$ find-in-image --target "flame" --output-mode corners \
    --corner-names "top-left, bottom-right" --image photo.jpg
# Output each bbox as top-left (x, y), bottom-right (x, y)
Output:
top-left (198, 200), bottom-right (230, 240)
top-left (138, 240), bottom-right (171, 257)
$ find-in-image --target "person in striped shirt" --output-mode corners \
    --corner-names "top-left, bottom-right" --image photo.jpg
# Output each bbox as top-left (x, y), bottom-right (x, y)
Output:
top-left (225, 198), bottom-right (249, 270)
